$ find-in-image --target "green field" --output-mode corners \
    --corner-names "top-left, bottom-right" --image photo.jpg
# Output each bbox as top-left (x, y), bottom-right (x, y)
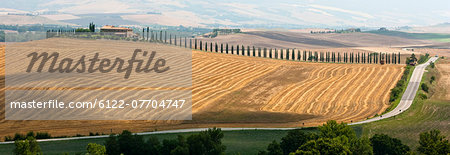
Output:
top-left (359, 58), bottom-right (450, 149)
top-left (366, 30), bottom-right (450, 42)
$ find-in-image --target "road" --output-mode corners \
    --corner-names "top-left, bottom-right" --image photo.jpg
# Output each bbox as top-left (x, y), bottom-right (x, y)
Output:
top-left (0, 57), bottom-right (438, 144)
top-left (350, 56), bottom-right (438, 125)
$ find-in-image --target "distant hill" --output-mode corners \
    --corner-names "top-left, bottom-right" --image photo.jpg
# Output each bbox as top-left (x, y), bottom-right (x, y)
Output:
top-left (366, 30), bottom-right (450, 42)
top-left (398, 22), bottom-right (450, 34)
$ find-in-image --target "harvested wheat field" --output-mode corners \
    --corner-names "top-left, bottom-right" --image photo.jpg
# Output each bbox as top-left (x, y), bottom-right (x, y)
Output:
top-left (0, 38), bottom-right (404, 138)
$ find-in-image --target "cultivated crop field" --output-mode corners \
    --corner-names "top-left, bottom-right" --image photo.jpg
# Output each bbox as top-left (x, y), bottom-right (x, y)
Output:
top-left (0, 38), bottom-right (404, 138)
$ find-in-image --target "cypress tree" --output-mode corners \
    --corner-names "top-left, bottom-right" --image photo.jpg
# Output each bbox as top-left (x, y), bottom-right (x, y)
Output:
top-left (236, 45), bottom-right (239, 55)
top-left (231, 45), bottom-right (234, 54)
top-left (338, 53), bottom-right (340, 62)
top-left (164, 31), bottom-right (167, 43)
top-left (190, 38), bottom-right (192, 49)
top-left (174, 35), bottom-right (177, 46)
top-left (269, 49), bottom-right (272, 58)
top-left (215, 43), bottom-right (218, 52)
top-left (247, 46), bottom-right (250, 56)
top-left (275, 48), bottom-right (278, 59)
top-left (169, 34), bottom-right (172, 44)
top-left (292, 49), bottom-right (295, 60)
top-left (264, 48), bottom-right (267, 58)
top-left (253, 46), bottom-right (256, 57)
top-left (160, 31), bottom-right (162, 42)
top-left (226, 43), bottom-right (229, 54)
top-left (297, 50), bottom-right (301, 61)
top-left (205, 42), bottom-right (207, 51)
top-left (398, 52), bottom-right (401, 64)
top-left (258, 47), bottom-right (261, 57)
top-left (195, 39), bottom-right (197, 49)
top-left (242, 45), bottom-right (245, 56)
top-left (286, 49), bottom-right (289, 60)
top-left (304, 51), bottom-right (307, 61)
top-left (142, 28), bottom-right (145, 40)
top-left (200, 41), bottom-right (202, 50)
top-left (185, 37), bottom-right (187, 48)
top-left (210, 42), bottom-right (213, 52)
top-left (146, 27), bottom-right (149, 41)
top-left (221, 43), bottom-right (223, 53)
top-left (280, 49), bottom-right (284, 59)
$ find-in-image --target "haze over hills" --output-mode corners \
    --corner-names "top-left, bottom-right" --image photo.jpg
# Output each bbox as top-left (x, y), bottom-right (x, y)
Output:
top-left (0, 0), bottom-right (449, 29)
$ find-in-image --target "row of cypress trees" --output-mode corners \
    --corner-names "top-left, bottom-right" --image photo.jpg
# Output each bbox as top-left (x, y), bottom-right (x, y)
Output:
top-left (143, 29), bottom-right (402, 64)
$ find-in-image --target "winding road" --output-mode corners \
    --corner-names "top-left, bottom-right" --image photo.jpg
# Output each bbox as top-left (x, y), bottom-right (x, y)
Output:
top-left (0, 57), bottom-right (438, 144)
top-left (350, 56), bottom-right (438, 125)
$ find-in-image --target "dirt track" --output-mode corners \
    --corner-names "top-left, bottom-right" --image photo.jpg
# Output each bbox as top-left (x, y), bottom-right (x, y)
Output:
top-left (0, 39), bottom-right (404, 138)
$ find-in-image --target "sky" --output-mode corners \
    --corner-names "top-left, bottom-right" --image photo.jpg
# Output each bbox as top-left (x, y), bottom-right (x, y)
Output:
top-left (1, 0), bottom-right (449, 28)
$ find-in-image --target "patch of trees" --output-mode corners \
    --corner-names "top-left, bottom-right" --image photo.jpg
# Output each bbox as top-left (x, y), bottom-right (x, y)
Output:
top-left (5, 131), bottom-right (51, 142)
top-left (418, 53), bottom-right (430, 64)
top-left (104, 127), bottom-right (226, 155)
top-left (258, 120), bottom-right (450, 155)
top-left (0, 31), bottom-right (4, 42)
top-left (310, 28), bottom-right (361, 34)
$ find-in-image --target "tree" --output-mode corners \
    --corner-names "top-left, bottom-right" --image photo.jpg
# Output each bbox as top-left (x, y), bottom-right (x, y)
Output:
top-left (89, 22), bottom-right (95, 32)
top-left (145, 136), bottom-right (162, 155)
top-left (117, 130), bottom-right (145, 155)
top-left (370, 134), bottom-right (410, 155)
top-left (318, 120), bottom-right (356, 139)
top-left (280, 129), bottom-right (315, 155)
top-left (14, 136), bottom-right (42, 155)
top-left (267, 140), bottom-right (283, 155)
top-left (421, 83), bottom-right (429, 93)
top-left (105, 134), bottom-right (120, 155)
top-left (293, 136), bottom-right (352, 155)
top-left (86, 143), bottom-right (106, 155)
top-left (350, 137), bottom-right (373, 155)
top-left (417, 130), bottom-right (450, 155)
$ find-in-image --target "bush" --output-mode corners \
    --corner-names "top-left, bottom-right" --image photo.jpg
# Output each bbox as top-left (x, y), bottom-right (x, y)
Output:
top-left (417, 130), bottom-right (450, 155)
top-left (421, 83), bottom-right (429, 93)
top-left (370, 134), bottom-right (410, 155)
top-left (430, 76), bottom-right (435, 83)
top-left (35, 132), bottom-right (51, 139)
top-left (418, 93), bottom-right (427, 100)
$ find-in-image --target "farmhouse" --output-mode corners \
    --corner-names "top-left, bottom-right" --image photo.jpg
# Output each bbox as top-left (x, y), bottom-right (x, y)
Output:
top-left (100, 25), bottom-right (134, 37)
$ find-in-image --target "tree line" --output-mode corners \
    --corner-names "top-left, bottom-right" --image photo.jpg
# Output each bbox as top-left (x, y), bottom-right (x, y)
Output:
top-left (13, 121), bottom-right (449, 154)
top-left (258, 120), bottom-right (449, 155)
top-left (46, 28), bottom-right (404, 65)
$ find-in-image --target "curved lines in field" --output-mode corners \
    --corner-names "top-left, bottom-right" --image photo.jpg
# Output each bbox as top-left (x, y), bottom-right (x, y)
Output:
top-left (191, 61), bottom-right (267, 101)
top-left (191, 61), bottom-right (278, 112)
top-left (281, 66), bottom-right (335, 112)
top-left (192, 66), bottom-right (277, 112)
top-left (317, 67), bottom-right (352, 115)
top-left (338, 66), bottom-right (381, 122)
top-left (291, 65), bottom-right (341, 113)
top-left (302, 66), bottom-right (345, 114)
top-left (308, 67), bottom-right (350, 114)
top-left (262, 65), bottom-right (327, 112)
top-left (323, 67), bottom-right (364, 115)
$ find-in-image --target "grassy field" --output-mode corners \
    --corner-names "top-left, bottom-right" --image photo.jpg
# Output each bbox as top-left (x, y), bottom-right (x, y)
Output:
top-left (366, 30), bottom-right (450, 42)
top-left (359, 57), bottom-right (450, 149)
top-left (0, 129), bottom-right (311, 155)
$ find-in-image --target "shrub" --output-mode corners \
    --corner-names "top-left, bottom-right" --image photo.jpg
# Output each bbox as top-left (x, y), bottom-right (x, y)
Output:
top-left (418, 93), bottom-right (427, 100)
top-left (421, 83), bottom-right (429, 93)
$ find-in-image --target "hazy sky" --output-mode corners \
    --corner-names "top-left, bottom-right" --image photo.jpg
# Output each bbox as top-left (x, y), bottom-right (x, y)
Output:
top-left (1, 0), bottom-right (449, 27)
